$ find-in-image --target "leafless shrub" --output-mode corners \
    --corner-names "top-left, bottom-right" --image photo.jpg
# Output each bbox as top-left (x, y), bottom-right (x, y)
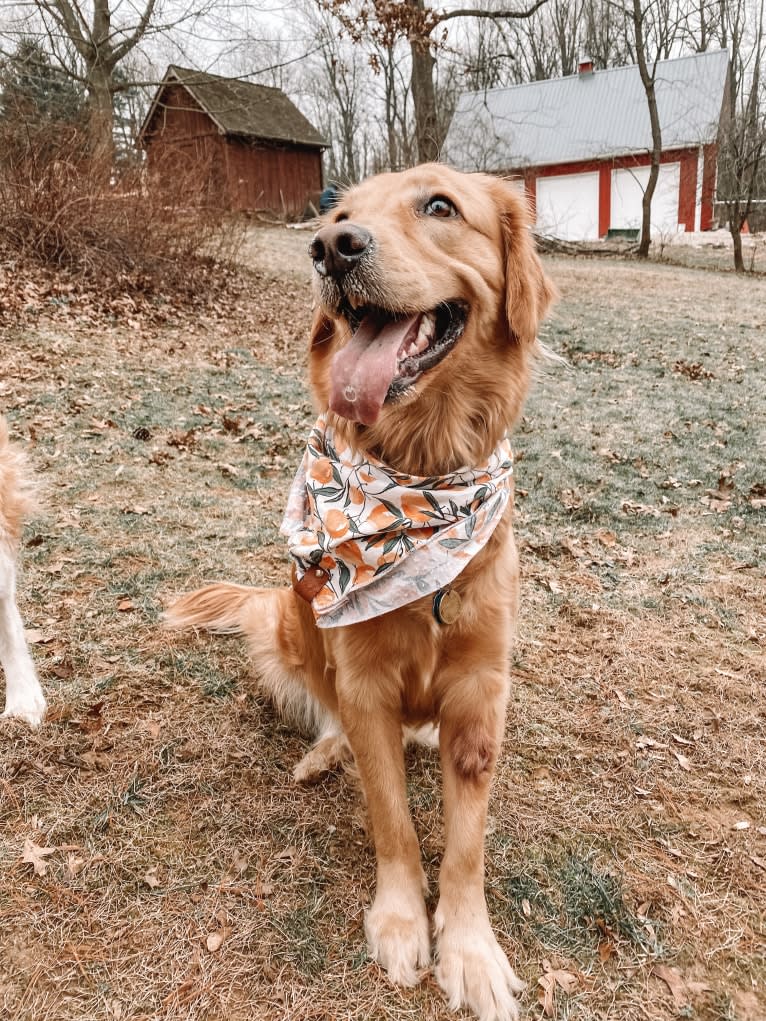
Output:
top-left (0, 120), bottom-right (242, 298)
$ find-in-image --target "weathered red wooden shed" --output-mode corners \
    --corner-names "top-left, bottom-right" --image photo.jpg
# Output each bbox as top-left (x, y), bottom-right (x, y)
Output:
top-left (138, 66), bottom-right (327, 216)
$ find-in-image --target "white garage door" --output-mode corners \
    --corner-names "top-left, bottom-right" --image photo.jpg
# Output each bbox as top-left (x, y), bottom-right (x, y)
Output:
top-left (611, 164), bottom-right (680, 236)
top-left (536, 172), bottom-right (600, 241)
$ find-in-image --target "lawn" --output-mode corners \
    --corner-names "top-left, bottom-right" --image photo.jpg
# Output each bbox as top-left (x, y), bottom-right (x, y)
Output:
top-left (1, 235), bottom-right (764, 1021)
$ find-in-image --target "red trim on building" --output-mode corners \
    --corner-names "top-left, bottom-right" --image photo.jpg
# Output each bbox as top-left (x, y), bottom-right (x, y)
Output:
top-left (701, 143), bottom-right (717, 230)
top-left (523, 169), bottom-right (536, 217)
top-left (678, 150), bottom-right (697, 231)
top-left (512, 145), bottom-right (713, 234)
top-left (598, 165), bottom-right (611, 237)
top-left (528, 147), bottom-right (699, 180)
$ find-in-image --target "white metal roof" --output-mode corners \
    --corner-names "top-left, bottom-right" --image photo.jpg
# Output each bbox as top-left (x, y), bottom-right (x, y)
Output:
top-left (442, 49), bottom-right (729, 172)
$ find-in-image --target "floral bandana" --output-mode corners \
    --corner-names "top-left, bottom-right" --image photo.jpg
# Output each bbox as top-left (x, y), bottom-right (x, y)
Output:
top-left (280, 415), bottom-right (514, 628)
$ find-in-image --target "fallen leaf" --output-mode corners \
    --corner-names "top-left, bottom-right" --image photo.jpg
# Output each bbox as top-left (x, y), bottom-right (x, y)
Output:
top-left (559, 488), bottom-right (583, 511)
top-left (205, 928), bottom-right (231, 953)
top-left (117, 598), bottom-right (136, 612)
top-left (733, 820), bottom-right (750, 831)
top-left (23, 838), bottom-right (56, 876)
top-left (674, 752), bottom-right (692, 771)
top-left (598, 939), bottom-right (617, 962)
top-left (594, 529), bottom-right (617, 547)
top-left (24, 628), bottom-right (56, 645)
top-left (65, 853), bottom-right (85, 879)
top-left (228, 851), bottom-right (248, 877)
top-left (253, 878), bottom-right (273, 899)
top-left (143, 869), bottom-right (161, 889)
top-left (537, 960), bottom-right (581, 1016)
top-left (652, 963), bottom-right (690, 1008)
top-left (671, 733), bottom-right (693, 746)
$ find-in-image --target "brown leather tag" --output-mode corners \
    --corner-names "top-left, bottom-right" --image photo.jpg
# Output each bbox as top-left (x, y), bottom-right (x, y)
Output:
top-left (293, 566), bottom-right (330, 602)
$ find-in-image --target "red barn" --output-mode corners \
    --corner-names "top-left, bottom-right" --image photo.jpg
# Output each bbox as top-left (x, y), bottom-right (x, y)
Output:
top-left (444, 50), bottom-right (730, 240)
top-left (138, 66), bottom-right (327, 216)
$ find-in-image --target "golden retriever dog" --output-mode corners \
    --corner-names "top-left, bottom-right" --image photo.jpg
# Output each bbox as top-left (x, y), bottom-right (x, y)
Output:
top-left (0, 415), bottom-right (46, 726)
top-left (166, 164), bottom-right (554, 1021)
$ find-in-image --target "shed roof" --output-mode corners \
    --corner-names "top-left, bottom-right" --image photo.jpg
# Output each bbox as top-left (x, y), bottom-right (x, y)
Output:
top-left (443, 49), bottom-right (729, 171)
top-left (139, 65), bottom-right (328, 149)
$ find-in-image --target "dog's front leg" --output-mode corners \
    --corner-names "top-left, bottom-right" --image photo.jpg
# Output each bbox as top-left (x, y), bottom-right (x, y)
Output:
top-left (434, 668), bottom-right (524, 1021)
top-left (335, 663), bottom-right (431, 987)
top-left (0, 553), bottom-right (46, 727)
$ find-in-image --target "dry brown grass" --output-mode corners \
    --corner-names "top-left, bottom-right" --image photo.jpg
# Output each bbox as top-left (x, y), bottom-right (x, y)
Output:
top-left (0, 122), bottom-right (243, 302)
top-left (1, 235), bottom-right (764, 1021)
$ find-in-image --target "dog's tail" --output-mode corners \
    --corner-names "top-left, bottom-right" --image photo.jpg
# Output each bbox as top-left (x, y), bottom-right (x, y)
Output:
top-left (164, 582), bottom-right (333, 739)
top-left (163, 583), bottom-right (259, 634)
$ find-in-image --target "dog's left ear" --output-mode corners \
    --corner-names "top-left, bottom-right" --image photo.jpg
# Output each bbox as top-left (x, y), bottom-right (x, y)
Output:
top-left (492, 178), bottom-right (556, 345)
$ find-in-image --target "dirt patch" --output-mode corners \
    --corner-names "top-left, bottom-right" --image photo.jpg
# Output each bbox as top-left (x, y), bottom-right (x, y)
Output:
top-left (1, 230), bottom-right (764, 1020)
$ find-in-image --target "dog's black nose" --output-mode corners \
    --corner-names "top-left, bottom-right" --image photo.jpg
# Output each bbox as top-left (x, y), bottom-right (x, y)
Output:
top-left (309, 223), bottom-right (372, 278)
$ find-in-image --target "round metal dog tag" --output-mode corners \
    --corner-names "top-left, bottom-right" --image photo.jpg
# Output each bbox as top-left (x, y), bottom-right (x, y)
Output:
top-left (433, 588), bottom-right (462, 625)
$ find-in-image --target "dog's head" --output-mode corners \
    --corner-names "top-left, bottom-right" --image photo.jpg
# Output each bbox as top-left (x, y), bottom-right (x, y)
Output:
top-left (308, 164), bottom-right (555, 474)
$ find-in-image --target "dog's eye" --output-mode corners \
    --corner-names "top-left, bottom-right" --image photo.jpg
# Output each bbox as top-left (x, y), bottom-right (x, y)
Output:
top-left (424, 196), bottom-right (457, 218)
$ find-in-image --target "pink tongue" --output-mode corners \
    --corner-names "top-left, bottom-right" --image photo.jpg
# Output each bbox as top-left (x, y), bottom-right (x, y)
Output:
top-left (329, 313), bottom-right (420, 424)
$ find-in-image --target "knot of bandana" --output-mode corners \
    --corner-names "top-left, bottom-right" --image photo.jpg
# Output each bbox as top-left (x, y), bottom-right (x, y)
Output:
top-left (280, 415), bottom-right (514, 627)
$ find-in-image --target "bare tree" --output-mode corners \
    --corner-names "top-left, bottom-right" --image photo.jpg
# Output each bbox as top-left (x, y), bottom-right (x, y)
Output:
top-left (2, 0), bottom-right (224, 164)
top-left (628, 0), bottom-right (684, 257)
top-left (322, 0), bottom-right (548, 163)
top-left (583, 0), bottom-right (632, 67)
top-left (717, 0), bottom-right (766, 270)
top-left (369, 38), bottom-right (415, 171)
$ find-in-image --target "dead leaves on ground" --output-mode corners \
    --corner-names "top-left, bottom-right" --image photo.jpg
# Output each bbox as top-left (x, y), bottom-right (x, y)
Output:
top-left (651, 963), bottom-right (711, 1011)
top-left (22, 837), bottom-right (56, 876)
top-left (537, 959), bottom-right (582, 1016)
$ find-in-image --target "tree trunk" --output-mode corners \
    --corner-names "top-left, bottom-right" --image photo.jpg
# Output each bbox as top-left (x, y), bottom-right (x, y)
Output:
top-left (632, 0), bottom-right (662, 259)
top-left (639, 156), bottom-right (660, 257)
top-left (408, 0), bottom-right (439, 164)
top-left (730, 219), bottom-right (745, 272)
top-left (86, 65), bottom-right (115, 173)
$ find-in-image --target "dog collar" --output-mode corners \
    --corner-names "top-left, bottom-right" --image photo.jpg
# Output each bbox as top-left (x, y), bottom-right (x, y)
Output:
top-left (280, 415), bottom-right (513, 628)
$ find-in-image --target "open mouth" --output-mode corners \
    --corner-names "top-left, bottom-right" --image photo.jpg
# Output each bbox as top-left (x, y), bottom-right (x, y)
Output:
top-left (329, 300), bottom-right (468, 425)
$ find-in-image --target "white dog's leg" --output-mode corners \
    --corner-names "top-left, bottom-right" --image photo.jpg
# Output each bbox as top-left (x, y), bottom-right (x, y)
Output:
top-left (0, 550), bottom-right (46, 727)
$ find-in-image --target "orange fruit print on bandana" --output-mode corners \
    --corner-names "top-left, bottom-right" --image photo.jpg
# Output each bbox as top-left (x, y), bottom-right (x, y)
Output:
top-left (281, 415), bottom-right (514, 628)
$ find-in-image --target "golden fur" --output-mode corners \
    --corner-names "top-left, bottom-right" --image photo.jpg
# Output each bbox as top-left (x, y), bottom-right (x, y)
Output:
top-left (166, 164), bottom-right (555, 1021)
top-left (0, 416), bottom-right (35, 551)
top-left (0, 415), bottom-right (46, 726)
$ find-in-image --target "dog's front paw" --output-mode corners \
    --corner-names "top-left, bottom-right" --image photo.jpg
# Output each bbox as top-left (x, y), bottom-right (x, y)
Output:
top-left (365, 885), bottom-right (431, 987)
top-left (2, 683), bottom-right (47, 728)
top-left (434, 903), bottom-right (524, 1021)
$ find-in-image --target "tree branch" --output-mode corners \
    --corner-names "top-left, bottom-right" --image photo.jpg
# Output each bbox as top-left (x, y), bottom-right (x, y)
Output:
top-left (112, 0), bottom-right (157, 63)
top-left (435, 0), bottom-right (548, 24)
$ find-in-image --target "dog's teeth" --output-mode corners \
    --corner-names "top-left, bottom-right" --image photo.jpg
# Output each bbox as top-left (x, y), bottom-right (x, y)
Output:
top-left (416, 313), bottom-right (435, 344)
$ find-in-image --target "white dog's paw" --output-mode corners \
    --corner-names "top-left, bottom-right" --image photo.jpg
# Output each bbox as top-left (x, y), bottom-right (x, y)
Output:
top-left (434, 905), bottom-right (525, 1021)
top-left (2, 689), bottom-right (47, 728)
top-left (365, 885), bottom-right (431, 987)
